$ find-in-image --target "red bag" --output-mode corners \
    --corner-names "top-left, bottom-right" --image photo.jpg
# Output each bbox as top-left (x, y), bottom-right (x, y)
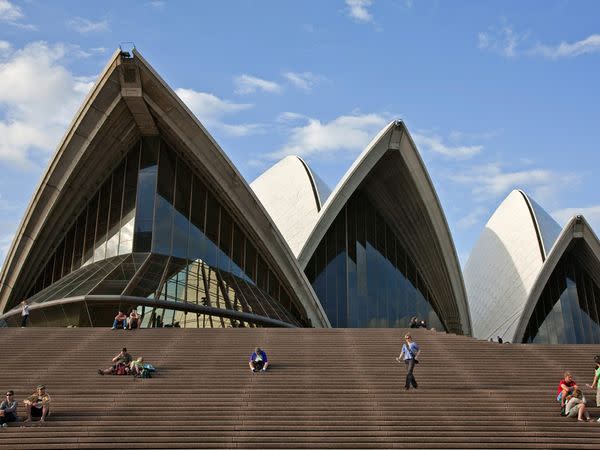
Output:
top-left (115, 363), bottom-right (127, 375)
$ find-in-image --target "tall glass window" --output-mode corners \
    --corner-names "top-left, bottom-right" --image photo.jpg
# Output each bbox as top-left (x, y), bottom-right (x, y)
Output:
top-left (306, 190), bottom-right (445, 330)
top-left (523, 249), bottom-right (600, 344)
top-left (20, 137), bottom-right (307, 328)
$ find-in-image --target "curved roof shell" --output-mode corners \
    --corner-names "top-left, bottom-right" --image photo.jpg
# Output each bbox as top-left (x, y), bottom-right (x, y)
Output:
top-left (464, 190), bottom-right (562, 341)
top-left (513, 215), bottom-right (600, 343)
top-left (297, 121), bottom-right (471, 335)
top-left (0, 49), bottom-right (330, 327)
top-left (251, 155), bottom-right (331, 257)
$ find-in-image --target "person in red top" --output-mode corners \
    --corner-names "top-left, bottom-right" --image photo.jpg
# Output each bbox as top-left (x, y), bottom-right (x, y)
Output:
top-left (557, 372), bottom-right (577, 407)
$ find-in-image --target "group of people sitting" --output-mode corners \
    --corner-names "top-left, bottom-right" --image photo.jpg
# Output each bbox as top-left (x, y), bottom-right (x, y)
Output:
top-left (0, 385), bottom-right (51, 426)
top-left (557, 356), bottom-right (600, 422)
top-left (97, 347), bottom-right (155, 378)
top-left (112, 309), bottom-right (140, 330)
top-left (409, 317), bottom-right (427, 329)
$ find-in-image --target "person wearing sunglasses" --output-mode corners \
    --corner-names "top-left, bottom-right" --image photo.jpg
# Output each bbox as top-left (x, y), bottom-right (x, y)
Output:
top-left (0, 391), bottom-right (17, 427)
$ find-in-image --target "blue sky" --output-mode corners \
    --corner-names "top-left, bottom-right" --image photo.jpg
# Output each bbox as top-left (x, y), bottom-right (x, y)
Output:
top-left (0, 0), bottom-right (599, 266)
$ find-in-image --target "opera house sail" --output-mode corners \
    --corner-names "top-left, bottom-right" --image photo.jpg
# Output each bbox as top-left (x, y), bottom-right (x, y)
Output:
top-left (0, 50), bottom-right (329, 329)
top-left (253, 121), bottom-right (472, 335)
top-left (0, 50), bottom-right (473, 334)
top-left (465, 190), bottom-right (600, 344)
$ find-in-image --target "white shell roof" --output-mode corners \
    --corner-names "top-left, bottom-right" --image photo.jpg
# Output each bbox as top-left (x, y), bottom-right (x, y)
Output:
top-left (513, 215), bottom-right (600, 342)
top-left (251, 156), bottom-right (331, 257)
top-left (464, 190), bottom-right (562, 341)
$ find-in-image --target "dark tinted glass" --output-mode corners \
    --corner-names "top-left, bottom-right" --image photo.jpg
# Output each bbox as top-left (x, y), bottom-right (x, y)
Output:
top-left (106, 161), bottom-right (125, 258)
top-left (172, 159), bottom-right (191, 259)
top-left (524, 251), bottom-right (600, 344)
top-left (82, 194), bottom-right (99, 264)
top-left (94, 178), bottom-right (112, 261)
top-left (306, 190), bottom-right (445, 330)
top-left (133, 137), bottom-right (159, 252)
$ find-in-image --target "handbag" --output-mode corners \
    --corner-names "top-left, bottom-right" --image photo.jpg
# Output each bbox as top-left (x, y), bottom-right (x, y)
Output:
top-left (407, 345), bottom-right (419, 364)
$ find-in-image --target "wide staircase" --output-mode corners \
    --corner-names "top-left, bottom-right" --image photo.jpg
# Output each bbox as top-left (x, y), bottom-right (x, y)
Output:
top-left (0, 327), bottom-right (599, 449)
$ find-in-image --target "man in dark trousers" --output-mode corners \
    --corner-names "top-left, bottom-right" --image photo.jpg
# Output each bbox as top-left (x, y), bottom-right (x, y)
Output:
top-left (396, 334), bottom-right (420, 390)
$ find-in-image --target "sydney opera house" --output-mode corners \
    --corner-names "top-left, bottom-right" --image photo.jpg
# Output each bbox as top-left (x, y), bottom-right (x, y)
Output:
top-left (0, 49), bottom-right (598, 344)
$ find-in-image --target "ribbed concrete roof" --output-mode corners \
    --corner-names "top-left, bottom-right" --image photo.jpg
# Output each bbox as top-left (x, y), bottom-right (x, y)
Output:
top-left (514, 214), bottom-right (600, 342)
top-left (251, 155), bottom-right (331, 257)
top-left (465, 190), bottom-right (563, 342)
top-left (297, 121), bottom-right (470, 335)
top-left (0, 49), bottom-right (330, 327)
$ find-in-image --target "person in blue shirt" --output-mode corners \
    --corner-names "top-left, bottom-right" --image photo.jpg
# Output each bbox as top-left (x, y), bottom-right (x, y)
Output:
top-left (249, 347), bottom-right (269, 372)
top-left (396, 334), bottom-right (420, 390)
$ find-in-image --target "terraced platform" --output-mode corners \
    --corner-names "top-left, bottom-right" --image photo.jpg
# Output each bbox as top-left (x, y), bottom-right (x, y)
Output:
top-left (0, 327), bottom-right (598, 449)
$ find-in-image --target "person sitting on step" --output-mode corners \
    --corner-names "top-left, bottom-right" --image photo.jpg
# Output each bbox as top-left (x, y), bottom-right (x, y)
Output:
top-left (130, 357), bottom-right (144, 377)
top-left (557, 372), bottom-right (578, 408)
top-left (565, 389), bottom-right (591, 422)
top-left (127, 309), bottom-right (140, 330)
top-left (98, 347), bottom-right (132, 375)
top-left (249, 347), bottom-right (269, 372)
top-left (0, 390), bottom-right (17, 427)
top-left (112, 310), bottom-right (128, 329)
top-left (23, 385), bottom-right (50, 423)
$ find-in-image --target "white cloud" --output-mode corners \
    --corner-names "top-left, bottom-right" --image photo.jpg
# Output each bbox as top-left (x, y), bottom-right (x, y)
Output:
top-left (269, 113), bottom-right (389, 160)
top-left (552, 205), bottom-right (600, 230)
top-left (346, 0), bottom-right (374, 23)
top-left (0, 0), bottom-right (35, 29)
top-left (531, 34), bottom-right (600, 59)
top-left (0, 40), bottom-right (10, 55)
top-left (479, 21), bottom-right (600, 60)
top-left (456, 206), bottom-right (488, 230)
top-left (277, 112), bottom-right (307, 123)
top-left (148, 0), bottom-right (165, 8)
top-left (478, 24), bottom-right (524, 58)
top-left (234, 74), bottom-right (281, 95)
top-left (68, 17), bottom-right (109, 33)
top-left (0, 41), bottom-right (95, 167)
top-left (0, 0), bottom-right (22, 21)
top-left (283, 71), bottom-right (322, 91)
top-left (413, 132), bottom-right (482, 159)
top-left (175, 88), bottom-right (263, 137)
top-left (448, 163), bottom-right (579, 204)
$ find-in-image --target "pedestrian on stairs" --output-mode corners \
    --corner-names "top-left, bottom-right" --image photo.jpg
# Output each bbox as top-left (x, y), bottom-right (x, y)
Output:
top-left (396, 334), bottom-right (420, 390)
top-left (20, 301), bottom-right (29, 327)
top-left (586, 355), bottom-right (600, 419)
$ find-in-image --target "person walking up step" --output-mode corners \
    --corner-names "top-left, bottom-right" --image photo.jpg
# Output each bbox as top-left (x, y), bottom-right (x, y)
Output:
top-left (396, 334), bottom-right (420, 390)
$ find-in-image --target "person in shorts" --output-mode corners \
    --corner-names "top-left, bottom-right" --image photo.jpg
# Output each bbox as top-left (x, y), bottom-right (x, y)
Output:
top-left (98, 347), bottom-right (132, 375)
top-left (249, 347), bottom-right (269, 372)
top-left (557, 372), bottom-right (577, 407)
top-left (0, 391), bottom-right (17, 427)
top-left (24, 385), bottom-right (50, 423)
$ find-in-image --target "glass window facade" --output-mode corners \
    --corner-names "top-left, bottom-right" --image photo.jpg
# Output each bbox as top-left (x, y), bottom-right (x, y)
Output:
top-left (305, 191), bottom-right (445, 330)
top-left (523, 249), bottom-right (600, 344)
top-left (18, 137), bottom-right (304, 328)
top-left (7, 254), bottom-right (299, 328)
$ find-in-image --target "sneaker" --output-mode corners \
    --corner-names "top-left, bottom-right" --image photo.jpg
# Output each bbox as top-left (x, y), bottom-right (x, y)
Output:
top-left (1, 423), bottom-right (7, 427)
top-left (98, 369), bottom-right (104, 375)
top-left (597, 418), bottom-right (600, 423)
top-left (261, 368), bottom-right (267, 372)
